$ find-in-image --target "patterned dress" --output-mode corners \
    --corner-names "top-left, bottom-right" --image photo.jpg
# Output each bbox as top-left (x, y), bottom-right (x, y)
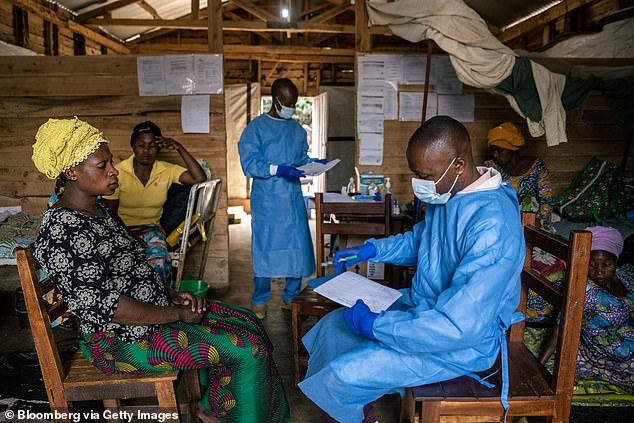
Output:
top-left (523, 260), bottom-right (634, 394)
top-left (576, 277), bottom-right (634, 391)
top-left (484, 158), bottom-right (553, 225)
top-left (34, 205), bottom-right (289, 422)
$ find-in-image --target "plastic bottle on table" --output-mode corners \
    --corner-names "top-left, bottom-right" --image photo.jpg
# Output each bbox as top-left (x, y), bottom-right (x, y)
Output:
top-left (385, 177), bottom-right (392, 194)
top-left (367, 180), bottom-right (378, 196)
top-left (346, 177), bottom-right (356, 195)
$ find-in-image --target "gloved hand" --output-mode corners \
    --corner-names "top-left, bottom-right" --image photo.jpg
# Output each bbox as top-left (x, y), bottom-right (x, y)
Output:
top-left (276, 165), bottom-right (305, 180)
top-left (333, 243), bottom-right (376, 274)
top-left (312, 158), bottom-right (329, 164)
top-left (343, 299), bottom-right (378, 339)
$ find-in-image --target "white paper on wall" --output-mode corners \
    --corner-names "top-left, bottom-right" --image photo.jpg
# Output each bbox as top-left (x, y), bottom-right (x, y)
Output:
top-left (137, 56), bottom-right (166, 96)
top-left (181, 95), bottom-right (210, 133)
top-left (437, 94), bottom-right (475, 122)
top-left (399, 92), bottom-right (437, 122)
top-left (193, 54), bottom-right (223, 94)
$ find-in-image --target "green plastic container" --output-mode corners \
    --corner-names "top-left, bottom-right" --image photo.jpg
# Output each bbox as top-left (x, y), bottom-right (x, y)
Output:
top-left (179, 279), bottom-right (209, 298)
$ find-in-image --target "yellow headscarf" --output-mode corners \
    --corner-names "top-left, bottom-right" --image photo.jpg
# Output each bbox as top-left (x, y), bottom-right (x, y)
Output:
top-left (32, 117), bottom-right (108, 179)
top-left (487, 122), bottom-right (525, 151)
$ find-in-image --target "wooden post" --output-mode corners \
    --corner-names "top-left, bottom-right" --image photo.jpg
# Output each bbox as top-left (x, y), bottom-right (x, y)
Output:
top-left (355, 0), bottom-right (370, 53)
top-left (191, 0), bottom-right (199, 20)
top-left (207, 0), bottom-right (222, 53)
top-left (421, 40), bottom-right (433, 124)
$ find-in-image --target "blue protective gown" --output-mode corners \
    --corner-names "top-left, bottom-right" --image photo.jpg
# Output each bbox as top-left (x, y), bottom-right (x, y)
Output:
top-left (238, 114), bottom-right (316, 278)
top-left (298, 173), bottom-right (525, 423)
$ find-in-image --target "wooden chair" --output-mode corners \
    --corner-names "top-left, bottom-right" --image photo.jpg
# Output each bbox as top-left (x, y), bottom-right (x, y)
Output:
top-left (401, 212), bottom-right (592, 423)
top-left (16, 247), bottom-right (201, 423)
top-left (291, 192), bottom-right (393, 385)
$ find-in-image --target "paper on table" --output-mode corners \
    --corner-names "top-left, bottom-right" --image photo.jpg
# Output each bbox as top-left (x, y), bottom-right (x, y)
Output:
top-left (314, 271), bottom-right (402, 313)
top-left (297, 159), bottom-right (340, 177)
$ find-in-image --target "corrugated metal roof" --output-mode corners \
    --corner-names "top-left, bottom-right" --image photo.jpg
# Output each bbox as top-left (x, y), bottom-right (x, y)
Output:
top-left (52, 0), bottom-right (562, 41)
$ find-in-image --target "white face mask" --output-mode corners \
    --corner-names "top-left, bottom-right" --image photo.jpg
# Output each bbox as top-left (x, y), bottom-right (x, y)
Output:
top-left (411, 158), bottom-right (460, 204)
top-left (274, 98), bottom-right (295, 120)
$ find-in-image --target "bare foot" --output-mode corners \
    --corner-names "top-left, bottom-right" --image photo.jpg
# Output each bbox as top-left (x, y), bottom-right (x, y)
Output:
top-left (190, 401), bottom-right (222, 423)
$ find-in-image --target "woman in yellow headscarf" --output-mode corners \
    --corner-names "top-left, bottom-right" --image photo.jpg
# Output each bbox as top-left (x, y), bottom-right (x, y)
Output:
top-left (31, 118), bottom-right (290, 423)
top-left (484, 121), bottom-right (553, 225)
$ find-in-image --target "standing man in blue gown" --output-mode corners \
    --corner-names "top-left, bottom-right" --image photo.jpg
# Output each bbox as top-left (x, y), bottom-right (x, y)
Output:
top-left (239, 78), bottom-right (325, 319)
top-left (298, 116), bottom-right (525, 422)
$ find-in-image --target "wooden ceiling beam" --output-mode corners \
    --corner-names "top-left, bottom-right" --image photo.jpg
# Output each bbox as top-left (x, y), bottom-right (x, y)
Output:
top-left (86, 18), bottom-right (355, 33)
top-left (229, 0), bottom-right (278, 22)
top-left (301, 2), bottom-right (332, 18)
top-left (77, 0), bottom-right (141, 23)
top-left (499, 0), bottom-right (597, 43)
top-left (308, 4), bottom-right (353, 23)
top-left (138, 0), bottom-right (162, 20)
top-left (132, 43), bottom-right (355, 62)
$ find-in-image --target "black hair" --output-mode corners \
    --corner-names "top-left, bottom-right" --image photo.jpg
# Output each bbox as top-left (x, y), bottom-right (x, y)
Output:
top-left (271, 78), bottom-right (298, 99)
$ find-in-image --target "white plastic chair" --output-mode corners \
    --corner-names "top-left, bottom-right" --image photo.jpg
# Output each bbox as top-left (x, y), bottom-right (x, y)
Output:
top-left (172, 178), bottom-right (222, 291)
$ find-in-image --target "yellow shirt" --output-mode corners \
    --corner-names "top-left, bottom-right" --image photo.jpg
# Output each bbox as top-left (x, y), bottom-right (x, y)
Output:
top-left (104, 155), bottom-right (186, 227)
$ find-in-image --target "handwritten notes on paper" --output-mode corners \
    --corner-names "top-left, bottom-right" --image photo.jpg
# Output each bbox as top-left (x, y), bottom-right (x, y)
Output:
top-left (314, 271), bottom-right (402, 313)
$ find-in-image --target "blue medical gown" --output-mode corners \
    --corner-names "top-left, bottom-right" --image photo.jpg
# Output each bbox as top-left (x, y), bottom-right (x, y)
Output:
top-left (298, 183), bottom-right (525, 422)
top-left (238, 114), bottom-right (316, 278)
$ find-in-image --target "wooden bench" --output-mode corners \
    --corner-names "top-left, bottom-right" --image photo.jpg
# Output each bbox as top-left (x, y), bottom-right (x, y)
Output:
top-left (401, 213), bottom-right (592, 423)
top-left (16, 247), bottom-right (201, 423)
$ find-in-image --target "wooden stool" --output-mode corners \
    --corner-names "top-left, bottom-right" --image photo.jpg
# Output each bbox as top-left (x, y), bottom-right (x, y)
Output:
top-left (291, 286), bottom-right (340, 385)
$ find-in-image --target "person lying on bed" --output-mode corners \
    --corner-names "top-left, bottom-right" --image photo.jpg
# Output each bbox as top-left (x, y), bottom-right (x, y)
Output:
top-left (31, 118), bottom-right (290, 423)
top-left (102, 121), bottom-right (207, 288)
top-left (541, 226), bottom-right (634, 392)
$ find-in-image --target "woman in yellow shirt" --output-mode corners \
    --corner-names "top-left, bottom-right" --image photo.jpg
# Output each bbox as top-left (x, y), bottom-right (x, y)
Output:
top-left (103, 121), bottom-right (206, 287)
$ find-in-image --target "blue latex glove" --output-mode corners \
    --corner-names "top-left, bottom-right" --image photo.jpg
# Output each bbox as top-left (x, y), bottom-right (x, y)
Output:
top-left (343, 299), bottom-right (378, 339)
top-left (313, 158), bottom-right (329, 164)
top-left (333, 243), bottom-right (376, 274)
top-left (276, 165), bottom-right (305, 180)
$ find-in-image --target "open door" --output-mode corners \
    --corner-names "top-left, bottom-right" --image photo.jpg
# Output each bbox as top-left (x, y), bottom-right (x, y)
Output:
top-left (312, 92), bottom-right (328, 193)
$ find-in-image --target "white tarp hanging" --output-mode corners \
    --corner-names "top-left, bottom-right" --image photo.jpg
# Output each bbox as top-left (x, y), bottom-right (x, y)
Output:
top-left (366, 0), bottom-right (517, 89)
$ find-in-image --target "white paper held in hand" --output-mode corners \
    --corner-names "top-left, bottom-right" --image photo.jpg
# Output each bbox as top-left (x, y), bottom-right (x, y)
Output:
top-left (297, 159), bottom-right (340, 177)
top-left (314, 271), bottom-right (402, 313)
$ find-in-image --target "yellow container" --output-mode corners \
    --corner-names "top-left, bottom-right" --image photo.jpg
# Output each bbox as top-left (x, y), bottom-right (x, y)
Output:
top-left (179, 279), bottom-right (209, 298)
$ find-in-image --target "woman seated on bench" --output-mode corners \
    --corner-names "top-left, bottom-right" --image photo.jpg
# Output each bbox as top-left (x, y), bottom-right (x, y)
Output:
top-left (541, 226), bottom-right (634, 392)
top-left (31, 118), bottom-right (290, 423)
top-left (102, 121), bottom-right (207, 288)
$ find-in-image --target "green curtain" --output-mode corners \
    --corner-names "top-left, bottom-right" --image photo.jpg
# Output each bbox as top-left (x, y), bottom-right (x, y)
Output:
top-left (496, 57), bottom-right (634, 130)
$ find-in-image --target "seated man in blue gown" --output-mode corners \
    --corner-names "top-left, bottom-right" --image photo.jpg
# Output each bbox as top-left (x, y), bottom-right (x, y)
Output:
top-left (298, 116), bottom-right (525, 423)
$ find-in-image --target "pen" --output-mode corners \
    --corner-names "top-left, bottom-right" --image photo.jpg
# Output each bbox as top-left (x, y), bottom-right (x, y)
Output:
top-left (338, 255), bottom-right (358, 263)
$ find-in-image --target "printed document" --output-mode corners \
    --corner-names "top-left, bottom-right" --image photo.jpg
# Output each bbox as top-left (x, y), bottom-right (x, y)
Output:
top-left (298, 159), bottom-right (340, 177)
top-left (314, 271), bottom-right (402, 313)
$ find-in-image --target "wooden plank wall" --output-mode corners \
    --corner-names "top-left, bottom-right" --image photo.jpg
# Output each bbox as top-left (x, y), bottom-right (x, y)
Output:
top-left (359, 88), bottom-right (633, 206)
top-left (0, 55), bottom-right (229, 289)
top-left (0, 0), bottom-right (127, 55)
